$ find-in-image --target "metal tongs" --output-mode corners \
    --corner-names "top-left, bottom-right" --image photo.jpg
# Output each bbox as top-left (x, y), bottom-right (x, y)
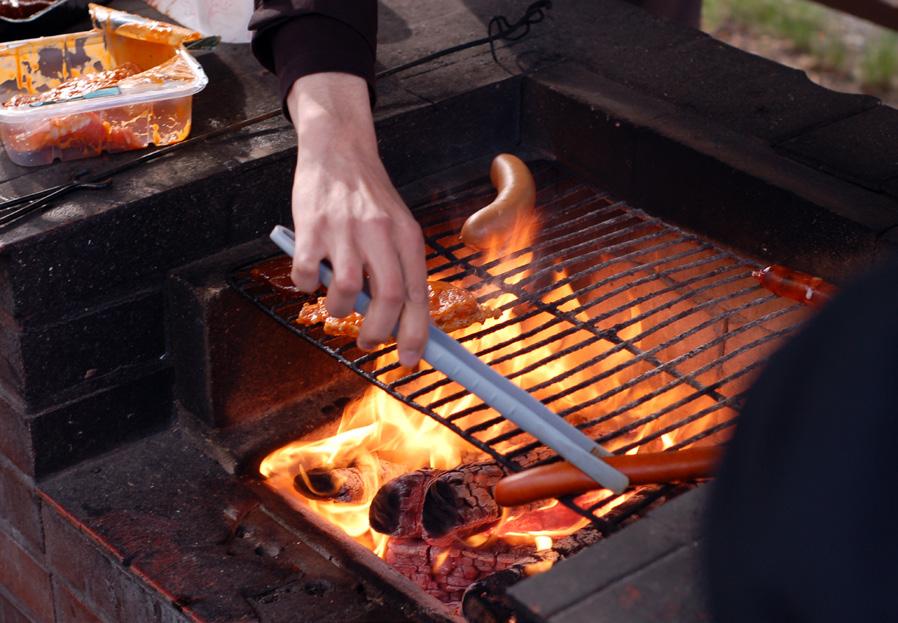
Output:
top-left (270, 225), bottom-right (629, 493)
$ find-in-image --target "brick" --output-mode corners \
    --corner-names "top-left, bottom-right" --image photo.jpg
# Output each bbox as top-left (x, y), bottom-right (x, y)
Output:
top-left (53, 580), bottom-right (104, 623)
top-left (0, 291), bottom-right (165, 410)
top-left (167, 239), bottom-right (361, 428)
top-left (0, 529), bottom-right (53, 623)
top-left (0, 370), bottom-right (171, 478)
top-left (0, 591), bottom-right (33, 623)
top-left (30, 370), bottom-right (172, 477)
top-left (0, 391), bottom-right (33, 480)
top-left (42, 503), bottom-right (184, 623)
top-left (778, 105), bottom-right (898, 191)
top-left (0, 455), bottom-right (42, 554)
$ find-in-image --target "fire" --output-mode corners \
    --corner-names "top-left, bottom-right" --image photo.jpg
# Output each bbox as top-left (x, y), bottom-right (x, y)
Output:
top-left (260, 202), bottom-right (730, 591)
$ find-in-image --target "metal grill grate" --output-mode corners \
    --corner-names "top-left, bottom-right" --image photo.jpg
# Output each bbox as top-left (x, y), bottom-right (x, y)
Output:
top-left (228, 162), bottom-right (810, 531)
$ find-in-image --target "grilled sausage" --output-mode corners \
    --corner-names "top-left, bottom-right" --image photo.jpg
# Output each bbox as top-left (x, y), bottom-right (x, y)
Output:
top-left (753, 265), bottom-right (836, 308)
top-left (493, 446), bottom-right (722, 507)
top-left (460, 154), bottom-right (536, 250)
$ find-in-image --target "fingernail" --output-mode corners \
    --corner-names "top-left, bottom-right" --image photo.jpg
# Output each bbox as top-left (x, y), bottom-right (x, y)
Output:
top-left (399, 350), bottom-right (422, 369)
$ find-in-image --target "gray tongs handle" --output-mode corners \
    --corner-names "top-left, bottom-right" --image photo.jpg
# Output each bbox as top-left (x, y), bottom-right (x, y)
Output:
top-left (269, 225), bottom-right (629, 493)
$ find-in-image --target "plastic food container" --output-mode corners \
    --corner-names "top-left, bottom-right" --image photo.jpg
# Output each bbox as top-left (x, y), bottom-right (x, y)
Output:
top-left (0, 6), bottom-right (208, 166)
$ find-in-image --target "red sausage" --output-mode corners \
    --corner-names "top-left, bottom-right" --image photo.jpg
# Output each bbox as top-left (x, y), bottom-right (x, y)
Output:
top-left (460, 153), bottom-right (536, 250)
top-left (753, 265), bottom-right (837, 308)
top-left (493, 446), bottom-right (722, 507)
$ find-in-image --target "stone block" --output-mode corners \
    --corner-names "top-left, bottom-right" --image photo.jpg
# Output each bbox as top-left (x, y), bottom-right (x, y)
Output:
top-left (509, 488), bottom-right (708, 621)
top-left (0, 290), bottom-right (165, 410)
top-left (377, 78), bottom-right (521, 188)
top-left (778, 105), bottom-right (898, 191)
top-left (549, 540), bottom-right (710, 623)
top-left (0, 370), bottom-right (171, 478)
top-left (167, 238), bottom-right (358, 428)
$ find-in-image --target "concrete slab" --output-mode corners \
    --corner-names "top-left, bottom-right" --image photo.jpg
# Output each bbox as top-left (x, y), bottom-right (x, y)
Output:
top-left (778, 105), bottom-right (898, 191)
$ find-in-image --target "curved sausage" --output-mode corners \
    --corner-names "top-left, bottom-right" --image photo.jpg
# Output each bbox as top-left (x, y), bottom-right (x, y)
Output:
top-left (753, 265), bottom-right (836, 308)
top-left (460, 153), bottom-right (536, 250)
top-left (493, 446), bottom-right (722, 507)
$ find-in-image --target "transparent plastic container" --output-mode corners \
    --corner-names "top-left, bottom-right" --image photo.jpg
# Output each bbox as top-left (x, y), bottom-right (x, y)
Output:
top-left (0, 28), bottom-right (207, 166)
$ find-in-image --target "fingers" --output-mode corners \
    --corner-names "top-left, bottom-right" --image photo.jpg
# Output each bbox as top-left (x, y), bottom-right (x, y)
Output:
top-left (357, 220), bottom-right (405, 351)
top-left (394, 220), bottom-right (429, 367)
top-left (291, 225), bottom-right (324, 292)
top-left (324, 242), bottom-right (363, 318)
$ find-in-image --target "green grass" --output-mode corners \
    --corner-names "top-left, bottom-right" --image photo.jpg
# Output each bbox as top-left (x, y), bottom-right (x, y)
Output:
top-left (860, 32), bottom-right (898, 91)
top-left (704, 0), bottom-right (825, 52)
top-left (703, 0), bottom-right (898, 94)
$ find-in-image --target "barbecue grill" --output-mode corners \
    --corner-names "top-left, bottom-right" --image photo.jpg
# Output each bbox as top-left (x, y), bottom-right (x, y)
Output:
top-left (8, 0), bottom-right (896, 620)
top-left (228, 161), bottom-right (809, 534)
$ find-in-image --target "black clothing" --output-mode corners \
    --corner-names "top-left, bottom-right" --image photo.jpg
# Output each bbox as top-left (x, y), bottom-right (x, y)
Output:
top-left (249, 0), bottom-right (377, 111)
top-left (707, 254), bottom-right (898, 622)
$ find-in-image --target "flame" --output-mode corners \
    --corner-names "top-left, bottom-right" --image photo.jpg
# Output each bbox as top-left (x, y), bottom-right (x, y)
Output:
top-left (260, 203), bottom-right (731, 589)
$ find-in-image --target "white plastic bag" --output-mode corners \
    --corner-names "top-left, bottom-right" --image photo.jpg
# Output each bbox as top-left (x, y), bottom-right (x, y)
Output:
top-left (146, 0), bottom-right (254, 44)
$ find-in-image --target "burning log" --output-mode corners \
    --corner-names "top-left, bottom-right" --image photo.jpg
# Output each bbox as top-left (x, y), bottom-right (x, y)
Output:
top-left (384, 525), bottom-right (605, 612)
top-left (422, 462), bottom-right (507, 544)
top-left (384, 536), bottom-right (546, 606)
top-left (461, 566), bottom-right (527, 623)
top-left (369, 468), bottom-right (441, 537)
top-left (460, 527), bottom-right (604, 622)
top-left (369, 462), bottom-right (510, 542)
top-left (292, 460), bottom-right (402, 503)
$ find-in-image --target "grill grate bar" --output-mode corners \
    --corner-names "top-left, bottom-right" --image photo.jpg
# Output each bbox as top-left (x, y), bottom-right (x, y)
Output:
top-left (426, 232), bottom-right (730, 411)
top-left (228, 169), bottom-right (809, 530)
top-left (429, 277), bottom-right (781, 431)
top-left (479, 317), bottom-right (792, 453)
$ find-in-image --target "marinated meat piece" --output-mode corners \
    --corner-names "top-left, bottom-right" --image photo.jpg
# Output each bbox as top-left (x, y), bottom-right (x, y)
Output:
top-left (3, 64), bottom-right (140, 108)
top-left (249, 256), bottom-right (301, 295)
top-left (428, 280), bottom-right (498, 333)
top-left (5, 112), bottom-right (143, 158)
top-left (295, 280), bottom-right (500, 338)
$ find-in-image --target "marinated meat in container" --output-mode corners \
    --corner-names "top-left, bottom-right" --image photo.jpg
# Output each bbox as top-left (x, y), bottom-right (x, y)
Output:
top-left (0, 3), bottom-right (209, 166)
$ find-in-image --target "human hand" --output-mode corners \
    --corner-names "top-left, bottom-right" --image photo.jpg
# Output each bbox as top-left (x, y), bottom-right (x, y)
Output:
top-left (286, 72), bottom-right (429, 367)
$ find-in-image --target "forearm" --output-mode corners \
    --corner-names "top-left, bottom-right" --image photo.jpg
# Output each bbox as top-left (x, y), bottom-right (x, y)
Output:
top-left (286, 73), bottom-right (378, 157)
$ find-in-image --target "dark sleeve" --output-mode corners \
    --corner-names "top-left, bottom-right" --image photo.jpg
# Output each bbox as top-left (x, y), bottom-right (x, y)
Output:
top-left (249, 0), bottom-right (378, 113)
top-left (706, 254), bottom-right (898, 623)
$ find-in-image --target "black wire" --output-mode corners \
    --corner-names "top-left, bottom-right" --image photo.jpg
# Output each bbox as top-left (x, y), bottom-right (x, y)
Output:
top-left (0, 0), bottom-right (552, 230)
top-left (377, 0), bottom-right (551, 79)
